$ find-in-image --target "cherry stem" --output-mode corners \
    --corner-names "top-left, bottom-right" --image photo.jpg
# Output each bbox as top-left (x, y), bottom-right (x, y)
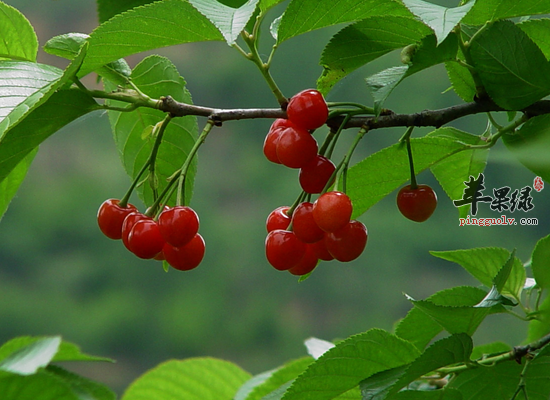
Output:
top-left (336, 126), bottom-right (368, 194)
top-left (400, 126), bottom-right (417, 189)
top-left (119, 115), bottom-right (172, 208)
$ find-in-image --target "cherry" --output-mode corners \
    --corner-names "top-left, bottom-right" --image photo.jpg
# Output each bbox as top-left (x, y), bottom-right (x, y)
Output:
top-left (287, 89), bottom-right (328, 131)
top-left (121, 211), bottom-right (149, 251)
top-left (158, 206), bottom-right (200, 247)
top-left (265, 230), bottom-right (306, 271)
top-left (263, 119), bottom-right (293, 164)
top-left (291, 202), bottom-right (324, 243)
top-left (276, 124), bottom-right (318, 169)
top-left (312, 191), bottom-right (353, 233)
top-left (325, 220), bottom-right (367, 262)
top-left (396, 184), bottom-right (437, 222)
top-left (127, 219), bottom-right (166, 259)
top-left (288, 244), bottom-right (319, 276)
top-left (266, 206), bottom-right (291, 232)
top-left (163, 233), bottom-right (205, 271)
top-left (97, 199), bottom-right (137, 240)
top-left (311, 237), bottom-right (334, 261)
top-left (299, 155), bottom-right (336, 194)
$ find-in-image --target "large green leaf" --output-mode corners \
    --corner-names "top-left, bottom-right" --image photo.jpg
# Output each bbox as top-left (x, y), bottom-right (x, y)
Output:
top-left (97, 0), bottom-right (157, 23)
top-left (0, 372), bottom-right (78, 400)
top-left (390, 389), bottom-right (462, 400)
top-left (445, 60), bottom-right (476, 103)
top-left (46, 366), bottom-right (116, 400)
top-left (394, 307), bottom-right (443, 352)
top-left (531, 234), bottom-right (550, 291)
top-left (0, 337), bottom-right (61, 375)
top-left (402, 0), bottom-right (475, 45)
top-left (527, 295), bottom-right (550, 342)
top-left (0, 1), bottom-right (38, 61)
top-left (81, 0), bottom-right (224, 76)
top-left (189, 0), bottom-right (260, 45)
top-left (502, 114), bottom-right (550, 182)
top-left (366, 33), bottom-right (458, 114)
top-left (430, 247), bottom-right (525, 299)
top-left (317, 16), bottom-right (431, 94)
top-left (122, 358), bottom-right (251, 400)
top-left (464, 0), bottom-right (550, 25)
top-left (470, 20), bottom-right (550, 110)
top-left (107, 55), bottom-right (198, 207)
top-left (519, 19), bottom-right (550, 61)
top-left (429, 128), bottom-right (488, 219)
top-left (281, 328), bottom-right (420, 400)
top-left (0, 148), bottom-right (36, 222)
top-left (276, 0), bottom-right (413, 44)
top-left (347, 133), bottom-right (469, 219)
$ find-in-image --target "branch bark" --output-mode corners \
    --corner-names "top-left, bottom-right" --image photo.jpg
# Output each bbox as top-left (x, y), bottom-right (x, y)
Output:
top-left (158, 95), bottom-right (550, 130)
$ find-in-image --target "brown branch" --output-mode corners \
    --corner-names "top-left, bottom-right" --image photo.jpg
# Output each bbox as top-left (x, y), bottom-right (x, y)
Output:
top-left (158, 95), bottom-right (550, 130)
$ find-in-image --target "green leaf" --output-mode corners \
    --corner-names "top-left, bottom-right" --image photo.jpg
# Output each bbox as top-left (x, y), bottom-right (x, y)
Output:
top-left (121, 357), bottom-right (251, 400)
top-left (445, 61), bottom-right (476, 102)
top-left (0, 148), bottom-right (36, 221)
top-left (360, 365), bottom-right (409, 400)
top-left (0, 1), bottom-right (38, 62)
top-left (276, 0), bottom-right (413, 43)
top-left (44, 33), bottom-right (132, 85)
top-left (430, 247), bottom-right (526, 299)
top-left (0, 336), bottom-right (113, 364)
top-left (260, 0), bottom-right (285, 12)
top-left (470, 341), bottom-right (511, 361)
top-left (281, 328), bottom-right (420, 400)
top-left (531, 234), bottom-right (550, 290)
top-left (395, 307), bottom-right (443, 351)
top-left (236, 357), bottom-right (313, 400)
top-left (0, 337), bottom-right (61, 375)
top-left (0, 372), bottom-right (78, 400)
top-left (97, 0), bottom-right (157, 23)
top-left (188, 0), bottom-right (260, 45)
top-left (519, 19), bottom-right (550, 61)
top-left (46, 365), bottom-right (116, 400)
top-left (317, 16), bottom-right (431, 94)
top-left (429, 128), bottom-right (488, 219)
top-left (347, 134), bottom-right (469, 218)
top-left (366, 33), bottom-right (458, 114)
top-left (502, 114), bottom-right (550, 182)
top-left (81, 0), bottom-right (224, 76)
top-left (493, 249), bottom-right (516, 293)
top-left (470, 20), bottom-right (550, 110)
top-left (402, 0), bottom-right (475, 45)
top-left (527, 294), bottom-right (550, 342)
top-left (464, 0), bottom-right (550, 25)
top-left (107, 55), bottom-right (198, 208)
top-left (390, 389), bottom-right (462, 400)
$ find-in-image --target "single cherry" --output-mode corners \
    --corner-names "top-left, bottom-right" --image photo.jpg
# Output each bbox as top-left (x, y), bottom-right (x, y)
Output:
top-left (299, 155), bottom-right (336, 194)
top-left (265, 230), bottom-right (306, 271)
top-left (276, 125), bottom-right (318, 169)
top-left (158, 206), bottom-right (200, 247)
top-left (311, 237), bottom-right (334, 261)
top-left (121, 211), bottom-right (149, 251)
top-left (396, 184), bottom-right (437, 222)
top-left (266, 206), bottom-right (291, 232)
top-left (291, 202), bottom-right (324, 243)
top-left (312, 191), bottom-right (353, 232)
top-left (288, 244), bottom-right (319, 276)
top-left (97, 199), bottom-right (137, 240)
top-left (325, 220), bottom-right (368, 262)
top-left (127, 219), bottom-right (166, 259)
top-left (287, 89), bottom-right (329, 131)
top-left (163, 233), bottom-right (205, 271)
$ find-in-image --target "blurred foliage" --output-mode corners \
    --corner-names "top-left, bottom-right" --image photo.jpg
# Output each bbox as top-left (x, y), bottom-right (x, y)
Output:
top-left (0, 0), bottom-right (548, 394)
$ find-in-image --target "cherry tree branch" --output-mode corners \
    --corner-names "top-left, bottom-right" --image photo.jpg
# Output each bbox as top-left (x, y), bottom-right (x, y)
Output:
top-left (158, 96), bottom-right (550, 130)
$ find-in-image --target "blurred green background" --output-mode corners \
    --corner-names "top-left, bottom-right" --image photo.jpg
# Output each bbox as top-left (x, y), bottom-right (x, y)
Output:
top-left (0, 0), bottom-right (548, 394)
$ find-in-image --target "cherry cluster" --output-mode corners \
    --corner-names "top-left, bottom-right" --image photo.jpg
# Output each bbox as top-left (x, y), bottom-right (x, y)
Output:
top-left (97, 199), bottom-right (205, 271)
top-left (262, 89), bottom-right (367, 275)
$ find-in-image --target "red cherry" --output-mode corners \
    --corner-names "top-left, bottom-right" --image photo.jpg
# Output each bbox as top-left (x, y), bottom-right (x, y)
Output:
top-left (276, 125), bottom-right (318, 169)
top-left (325, 220), bottom-right (368, 262)
top-left (163, 233), bottom-right (205, 271)
top-left (127, 219), bottom-right (166, 259)
top-left (299, 155), bottom-right (336, 194)
top-left (288, 244), bottom-right (319, 276)
top-left (265, 230), bottom-right (307, 271)
top-left (287, 89), bottom-right (328, 131)
top-left (311, 238), bottom-right (334, 261)
top-left (396, 184), bottom-right (437, 222)
top-left (312, 191), bottom-right (353, 232)
top-left (122, 212), bottom-right (149, 251)
top-left (291, 202), bottom-right (324, 243)
top-left (266, 206), bottom-right (291, 232)
top-left (97, 199), bottom-right (137, 240)
top-left (158, 206), bottom-right (200, 247)
top-left (271, 118), bottom-right (292, 130)
top-left (263, 128), bottom-right (284, 164)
